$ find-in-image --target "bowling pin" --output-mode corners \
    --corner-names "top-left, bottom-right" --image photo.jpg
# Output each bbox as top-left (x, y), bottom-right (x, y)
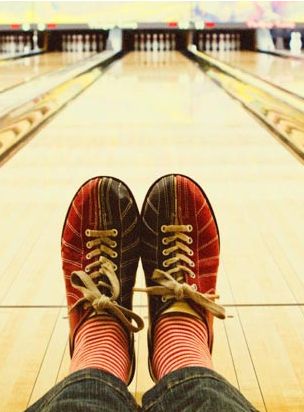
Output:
top-left (224, 33), bottom-right (230, 51)
top-left (230, 33), bottom-right (236, 51)
top-left (165, 33), bottom-right (170, 51)
top-left (198, 33), bottom-right (203, 51)
top-left (92, 34), bottom-right (97, 52)
top-left (84, 34), bottom-right (90, 52)
top-left (159, 33), bottom-right (164, 52)
top-left (77, 34), bottom-right (83, 53)
top-left (146, 33), bottom-right (151, 52)
top-left (205, 33), bottom-right (211, 51)
top-left (152, 33), bottom-right (158, 52)
top-left (171, 33), bottom-right (176, 50)
top-left (211, 33), bottom-right (218, 51)
top-left (219, 33), bottom-right (225, 52)
top-left (19, 35), bottom-right (24, 53)
top-left (62, 34), bottom-right (66, 52)
top-left (289, 31), bottom-right (302, 55)
top-left (24, 35), bottom-right (31, 52)
top-left (236, 33), bottom-right (241, 51)
top-left (32, 30), bottom-right (38, 50)
top-left (140, 33), bottom-right (145, 51)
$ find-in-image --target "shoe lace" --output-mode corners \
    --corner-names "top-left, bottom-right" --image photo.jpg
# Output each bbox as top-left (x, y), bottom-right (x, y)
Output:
top-left (135, 224), bottom-right (225, 320)
top-left (69, 228), bottom-right (144, 332)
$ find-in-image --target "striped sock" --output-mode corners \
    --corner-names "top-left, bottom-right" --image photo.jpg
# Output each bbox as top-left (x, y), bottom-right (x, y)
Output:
top-left (70, 315), bottom-right (131, 384)
top-left (152, 315), bottom-right (212, 381)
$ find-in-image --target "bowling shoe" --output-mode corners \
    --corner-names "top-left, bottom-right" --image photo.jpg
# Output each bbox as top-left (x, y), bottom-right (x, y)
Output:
top-left (137, 174), bottom-right (225, 376)
top-left (61, 176), bottom-right (144, 383)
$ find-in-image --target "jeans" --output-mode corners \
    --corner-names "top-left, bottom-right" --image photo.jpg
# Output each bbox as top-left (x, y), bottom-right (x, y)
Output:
top-left (26, 367), bottom-right (259, 412)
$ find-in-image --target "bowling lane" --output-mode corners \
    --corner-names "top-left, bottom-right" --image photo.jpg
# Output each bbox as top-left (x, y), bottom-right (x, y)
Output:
top-left (208, 50), bottom-right (304, 98)
top-left (0, 51), bottom-right (94, 92)
top-left (0, 51), bottom-right (303, 307)
top-left (1, 51), bottom-right (304, 412)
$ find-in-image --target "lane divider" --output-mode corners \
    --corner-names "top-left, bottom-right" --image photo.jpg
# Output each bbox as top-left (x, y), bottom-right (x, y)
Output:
top-left (0, 52), bottom-right (120, 161)
top-left (187, 47), bottom-right (304, 160)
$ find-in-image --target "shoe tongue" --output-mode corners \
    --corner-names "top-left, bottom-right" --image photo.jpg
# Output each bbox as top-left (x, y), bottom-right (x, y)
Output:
top-left (163, 301), bottom-right (202, 320)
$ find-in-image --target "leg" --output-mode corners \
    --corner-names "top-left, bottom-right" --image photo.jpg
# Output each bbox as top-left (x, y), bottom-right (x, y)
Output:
top-left (138, 174), bottom-right (259, 411)
top-left (26, 369), bottom-right (138, 412)
top-left (142, 367), bottom-right (258, 412)
top-left (27, 177), bottom-right (144, 411)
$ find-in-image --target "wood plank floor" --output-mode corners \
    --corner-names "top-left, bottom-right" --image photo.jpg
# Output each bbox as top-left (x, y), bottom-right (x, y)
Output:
top-left (0, 51), bottom-right (303, 411)
top-left (0, 51), bottom-right (94, 92)
top-left (208, 50), bottom-right (304, 98)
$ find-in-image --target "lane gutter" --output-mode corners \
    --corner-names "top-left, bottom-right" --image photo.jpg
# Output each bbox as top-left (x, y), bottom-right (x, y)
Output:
top-left (0, 50), bottom-right (122, 163)
top-left (185, 46), bottom-right (304, 161)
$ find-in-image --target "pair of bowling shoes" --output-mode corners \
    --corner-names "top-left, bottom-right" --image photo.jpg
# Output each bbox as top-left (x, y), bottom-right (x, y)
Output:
top-left (61, 175), bottom-right (225, 384)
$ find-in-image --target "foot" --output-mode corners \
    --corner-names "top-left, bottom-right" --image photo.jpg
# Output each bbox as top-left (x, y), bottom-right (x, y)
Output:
top-left (138, 174), bottom-right (225, 380)
top-left (61, 176), bottom-right (144, 384)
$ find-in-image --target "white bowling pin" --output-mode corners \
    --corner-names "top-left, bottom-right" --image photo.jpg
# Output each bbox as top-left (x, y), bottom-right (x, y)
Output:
top-left (24, 35), bottom-right (31, 52)
top-left (92, 34), bottom-right (97, 52)
top-left (289, 31), bottom-right (302, 54)
top-left (219, 33), bottom-right (225, 52)
top-left (198, 33), bottom-right (203, 51)
top-left (152, 33), bottom-right (158, 52)
top-left (146, 33), bottom-right (151, 52)
top-left (211, 33), bottom-right (218, 51)
top-left (140, 33), bottom-right (145, 51)
top-left (171, 33), bottom-right (176, 50)
top-left (224, 33), bottom-right (230, 51)
top-left (205, 33), bottom-right (210, 51)
top-left (230, 33), bottom-right (236, 51)
top-left (159, 33), bottom-right (164, 51)
top-left (165, 33), bottom-right (170, 51)
top-left (84, 34), bottom-right (90, 52)
top-left (236, 33), bottom-right (241, 51)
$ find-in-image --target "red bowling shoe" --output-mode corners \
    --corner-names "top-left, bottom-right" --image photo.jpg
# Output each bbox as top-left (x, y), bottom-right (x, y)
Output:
top-left (61, 176), bottom-right (143, 383)
top-left (138, 174), bottom-right (225, 371)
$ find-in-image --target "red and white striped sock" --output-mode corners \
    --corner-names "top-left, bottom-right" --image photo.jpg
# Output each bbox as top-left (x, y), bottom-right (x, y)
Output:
top-left (152, 315), bottom-right (213, 381)
top-left (70, 315), bottom-right (131, 384)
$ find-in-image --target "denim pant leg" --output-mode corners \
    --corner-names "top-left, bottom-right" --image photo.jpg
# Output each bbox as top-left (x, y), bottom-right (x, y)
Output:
top-left (25, 368), bottom-right (138, 412)
top-left (141, 367), bottom-right (259, 412)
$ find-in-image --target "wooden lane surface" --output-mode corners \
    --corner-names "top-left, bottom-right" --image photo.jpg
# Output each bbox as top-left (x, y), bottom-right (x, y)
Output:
top-left (0, 51), bottom-right (94, 92)
top-left (1, 305), bottom-right (303, 411)
top-left (208, 50), bottom-right (304, 98)
top-left (0, 51), bottom-right (303, 411)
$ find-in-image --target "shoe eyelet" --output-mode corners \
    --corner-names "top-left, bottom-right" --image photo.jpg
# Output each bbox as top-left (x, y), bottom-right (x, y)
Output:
top-left (187, 225), bottom-right (193, 232)
top-left (111, 241), bottom-right (117, 248)
top-left (161, 296), bottom-right (167, 303)
top-left (162, 250), bottom-right (169, 256)
top-left (162, 238), bottom-right (168, 245)
top-left (113, 264), bottom-right (118, 271)
top-left (188, 238), bottom-right (193, 244)
top-left (161, 225), bottom-right (167, 233)
top-left (163, 261), bottom-right (168, 268)
top-left (188, 250), bottom-right (194, 256)
top-left (190, 261), bottom-right (195, 267)
top-left (85, 229), bottom-right (90, 236)
top-left (190, 272), bottom-right (196, 278)
top-left (86, 253), bottom-right (91, 260)
top-left (85, 267), bottom-right (90, 273)
top-left (192, 284), bottom-right (198, 291)
top-left (86, 241), bottom-right (92, 249)
top-left (112, 229), bottom-right (118, 237)
top-left (112, 251), bottom-right (118, 258)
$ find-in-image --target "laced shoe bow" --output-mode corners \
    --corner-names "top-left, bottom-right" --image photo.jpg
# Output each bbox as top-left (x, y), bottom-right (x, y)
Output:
top-left (135, 224), bottom-right (225, 320)
top-left (70, 228), bottom-right (144, 333)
